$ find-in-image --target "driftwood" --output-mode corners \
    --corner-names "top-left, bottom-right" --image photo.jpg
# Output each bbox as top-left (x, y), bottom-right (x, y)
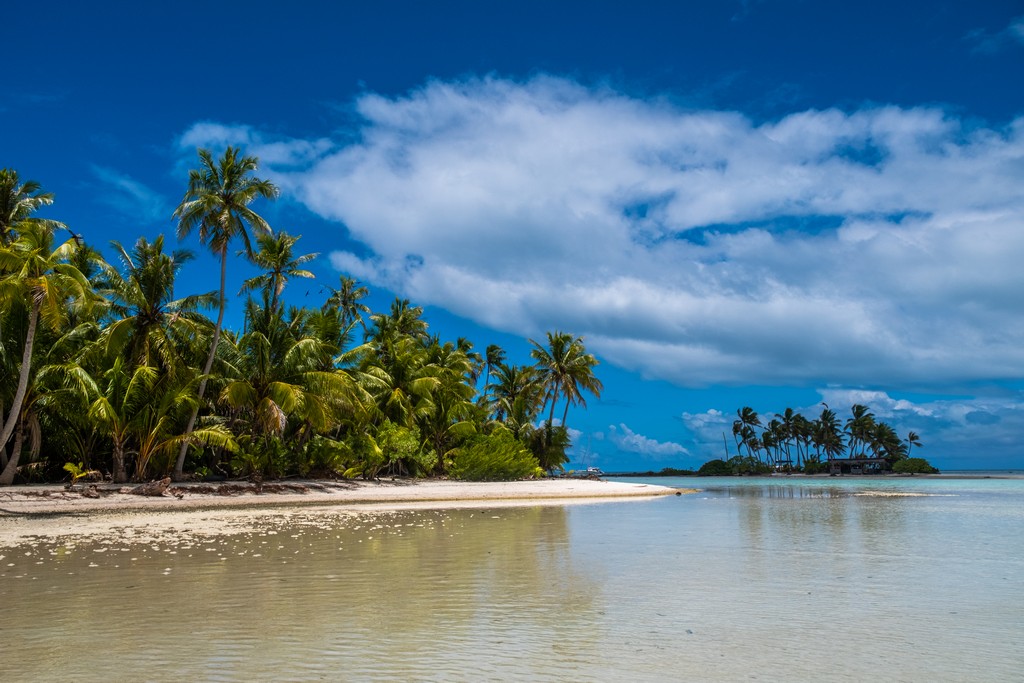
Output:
top-left (128, 477), bottom-right (172, 497)
top-left (80, 485), bottom-right (101, 499)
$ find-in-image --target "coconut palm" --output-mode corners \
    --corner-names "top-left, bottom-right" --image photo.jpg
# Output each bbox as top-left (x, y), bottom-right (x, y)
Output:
top-left (481, 344), bottom-right (506, 399)
top-left (813, 404), bottom-right (845, 461)
top-left (529, 331), bottom-right (603, 429)
top-left (417, 339), bottom-right (477, 471)
top-left (239, 231), bottom-right (317, 315)
top-left (869, 422), bottom-right (907, 461)
top-left (906, 431), bottom-right (922, 457)
top-left (0, 169), bottom-right (66, 244)
top-left (361, 336), bottom-right (440, 429)
top-left (101, 235), bottom-right (216, 373)
top-left (220, 300), bottom-right (358, 477)
top-left (732, 407), bottom-right (762, 459)
top-left (172, 146), bottom-right (278, 479)
top-left (487, 363), bottom-right (543, 423)
top-left (367, 298), bottom-right (428, 349)
top-left (323, 275), bottom-right (371, 331)
top-left (0, 224), bottom-right (95, 484)
top-left (845, 404), bottom-right (876, 457)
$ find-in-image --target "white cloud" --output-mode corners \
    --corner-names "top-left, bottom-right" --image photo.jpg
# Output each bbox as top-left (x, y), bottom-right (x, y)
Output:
top-left (608, 424), bottom-right (688, 457)
top-left (178, 122), bottom-right (333, 169)
top-left (966, 15), bottom-right (1024, 54)
top-left (204, 76), bottom-right (1024, 391)
top-left (90, 166), bottom-right (169, 223)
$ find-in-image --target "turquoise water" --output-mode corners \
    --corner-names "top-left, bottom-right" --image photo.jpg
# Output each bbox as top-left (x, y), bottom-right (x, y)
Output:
top-left (2, 477), bottom-right (1022, 681)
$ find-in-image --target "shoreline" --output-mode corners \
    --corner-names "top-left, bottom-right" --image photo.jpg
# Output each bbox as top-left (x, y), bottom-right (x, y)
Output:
top-left (0, 478), bottom-right (681, 546)
top-left (0, 478), bottom-right (679, 515)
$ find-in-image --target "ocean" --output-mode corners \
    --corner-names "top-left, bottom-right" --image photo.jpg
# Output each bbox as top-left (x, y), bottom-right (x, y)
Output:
top-left (2, 475), bottom-right (1022, 681)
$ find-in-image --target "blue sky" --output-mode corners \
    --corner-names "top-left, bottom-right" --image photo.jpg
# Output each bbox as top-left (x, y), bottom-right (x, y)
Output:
top-left (5, 1), bottom-right (1024, 471)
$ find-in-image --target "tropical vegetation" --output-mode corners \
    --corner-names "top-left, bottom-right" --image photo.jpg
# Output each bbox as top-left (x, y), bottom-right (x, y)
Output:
top-left (717, 403), bottom-right (931, 474)
top-left (0, 155), bottom-right (603, 485)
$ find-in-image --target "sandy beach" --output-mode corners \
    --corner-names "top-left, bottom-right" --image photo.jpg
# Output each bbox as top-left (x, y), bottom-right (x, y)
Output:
top-left (0, 478), bottom-right (679, 544)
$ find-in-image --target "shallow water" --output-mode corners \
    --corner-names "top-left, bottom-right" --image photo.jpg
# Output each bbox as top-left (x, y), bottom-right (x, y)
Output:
top-left (2, 478), bottom-right (1022, 681)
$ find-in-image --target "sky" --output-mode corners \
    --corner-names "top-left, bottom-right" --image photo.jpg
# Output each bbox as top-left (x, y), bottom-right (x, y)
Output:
top-left (5, 1), bottom-right (1024, 471)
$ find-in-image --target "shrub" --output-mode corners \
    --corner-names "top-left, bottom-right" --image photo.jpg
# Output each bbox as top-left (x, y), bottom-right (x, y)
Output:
top-left (697, 459), bottom-right (734, 476)
top-left (802, 460), bottom-right (828, 474)
top-left (451, 428), bottom-right (543, 481)
top-left (892, 457), bottom-right (939, 474)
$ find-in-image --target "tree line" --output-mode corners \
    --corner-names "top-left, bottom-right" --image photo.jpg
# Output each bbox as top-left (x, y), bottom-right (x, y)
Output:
top-left (0, 148), bottom-right (603, 485)
top-left (724, 403), bottom-right (925, 474)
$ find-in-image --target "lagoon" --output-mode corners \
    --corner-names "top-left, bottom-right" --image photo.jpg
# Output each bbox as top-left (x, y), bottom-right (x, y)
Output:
top-left (2, 476), bottom-right (1022, 681)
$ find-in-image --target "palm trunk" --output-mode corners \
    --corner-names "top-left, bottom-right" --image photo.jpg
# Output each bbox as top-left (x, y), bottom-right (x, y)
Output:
top-left (173, 249), bottom-right (227, 480)
top-left (0, 301), bottom-right (40, 486)
top-left (112, 437), bottom-right (128, 484)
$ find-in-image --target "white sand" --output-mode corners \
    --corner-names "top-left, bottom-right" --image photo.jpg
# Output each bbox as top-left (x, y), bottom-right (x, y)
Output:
top-left (0, 478), bottom-right (681, 544)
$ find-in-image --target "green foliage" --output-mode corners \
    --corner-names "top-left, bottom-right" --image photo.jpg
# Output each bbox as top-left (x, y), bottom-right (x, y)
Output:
top-left (697, 459), bottom-right (734, 476)
top-left (697, 456), bottom-right (771, 476)
top-left (892, 457), bottom-right (939, 474)
top-left (301, 436), bottom-right (353, 477)
top-left (0, 163), bottom-right (606, 486)
top-left (451, 428), bottom-right (543, 481)
top-left (802, 460), bottom-right (828, 474)
top-left (63, 461), bottom-right (100, 484)
top-left (528, 422), bottom-right (571, 472)
top-left (376, 420), bottom-right (436, 477)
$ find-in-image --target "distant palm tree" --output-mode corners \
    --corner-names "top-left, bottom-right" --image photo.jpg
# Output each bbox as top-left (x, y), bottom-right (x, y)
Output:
top-left (906, 431), bottom-right (922, 457)
top-left (813, 404), bottom-right (844, 461)
top-left (733, 406), bottom-right (762, 459)
top-left (239, 231), bottom-right (317, 315)
top-left (845, 404), bottom-right (876, 457)
top-left (172, 146), bottom-right (278, 480)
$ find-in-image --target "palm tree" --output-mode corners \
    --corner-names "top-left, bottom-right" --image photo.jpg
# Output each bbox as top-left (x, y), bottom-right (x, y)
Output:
top-left (480, 344), bottom-right (506, 399)
top-left (0, 169), bottom-right (66, 244)
top-left (418, 339), bottom-right (477, 472)
top-left (239, 231), bottom-right (317, 315)
top-left (870, 422), bottom-right (907, 462)
top-left (906, 431), bottom-right (922, 457)
top-left (0, 224), bottom-right (95, 484)
top-left (323, 276), bottom-right (370, 330)
top-left (529, 331), bottom-right (603, 429)
top-left (87, 358), bottom-right (155, 483)
top-left (487, 363), bottom-right (542, 423)
top-left (845, 404), bottom-right (876, 457)
top-left (367, 298), bottom-right (428, 349)
top-left (813, 404), bottom-right (845, 461)
top-left (733, 407), bottom-right (762, 459)
top-left (101, 235), bottom-right (216, 373)
top-left (361, 335), bottom-right (439, 429)
top-left (172, 146), bottom-right (278, 480)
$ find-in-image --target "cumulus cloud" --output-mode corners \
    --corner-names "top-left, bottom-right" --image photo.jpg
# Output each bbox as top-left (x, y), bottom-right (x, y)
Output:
top-left (198, 76), bottom-right (1024, 391)
top-left (608, 424), bottom-right (688, 458)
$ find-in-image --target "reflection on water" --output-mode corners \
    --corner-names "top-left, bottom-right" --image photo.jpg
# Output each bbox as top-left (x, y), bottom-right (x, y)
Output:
top-left (3, 480), bottom-right (1024, 682)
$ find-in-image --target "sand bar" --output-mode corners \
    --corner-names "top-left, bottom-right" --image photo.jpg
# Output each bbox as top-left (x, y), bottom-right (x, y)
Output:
top-left (0, 479), bottom-right (680, 544)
